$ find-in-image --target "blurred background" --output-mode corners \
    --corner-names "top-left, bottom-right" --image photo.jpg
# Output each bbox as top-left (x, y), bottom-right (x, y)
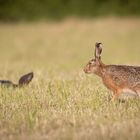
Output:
top-left (0, 0), bottom-right (140, 79)
top-left (0, 0), bottom-right (140, 21)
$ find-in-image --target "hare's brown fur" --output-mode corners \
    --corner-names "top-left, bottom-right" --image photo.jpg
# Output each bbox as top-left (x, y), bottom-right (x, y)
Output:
top-left (84, 42), bottom-right (140, 101)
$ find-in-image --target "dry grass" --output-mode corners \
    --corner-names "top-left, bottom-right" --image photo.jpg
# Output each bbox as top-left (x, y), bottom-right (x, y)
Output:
top-left (0, 18), bottom-right (140, 140)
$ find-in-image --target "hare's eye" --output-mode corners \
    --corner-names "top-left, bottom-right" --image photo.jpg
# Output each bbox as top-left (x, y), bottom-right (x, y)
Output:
top-left (89, 61), bottom-right (92, 65)
top-left (89, 61), bottom-right (93, 65)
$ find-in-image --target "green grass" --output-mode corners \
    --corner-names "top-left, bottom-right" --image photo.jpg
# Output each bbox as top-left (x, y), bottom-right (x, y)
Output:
top-left (0, 18), bottom-right (140, 140)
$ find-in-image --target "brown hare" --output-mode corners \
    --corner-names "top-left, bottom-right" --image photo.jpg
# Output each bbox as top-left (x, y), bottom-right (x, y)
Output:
top-left (0, 72), bottom-right (33, 88)
top-left (84, 42), bottom-right (140, 101)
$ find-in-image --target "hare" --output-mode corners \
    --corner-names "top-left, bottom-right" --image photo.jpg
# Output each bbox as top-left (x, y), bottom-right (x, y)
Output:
top-left (84, 42), bottom-right (140, 101)
top-left (0, 72), bottom-right (33, 88)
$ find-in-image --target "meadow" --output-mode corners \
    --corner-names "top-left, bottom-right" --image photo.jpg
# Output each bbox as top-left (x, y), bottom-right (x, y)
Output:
top-left (0, 18), bottom-right (140, 140)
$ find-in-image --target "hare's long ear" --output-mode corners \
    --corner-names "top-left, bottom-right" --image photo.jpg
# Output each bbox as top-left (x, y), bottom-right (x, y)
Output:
top-left (94, 42), bottom-right (102, 60)
top-left (18, 72), bottom-right (34, 86)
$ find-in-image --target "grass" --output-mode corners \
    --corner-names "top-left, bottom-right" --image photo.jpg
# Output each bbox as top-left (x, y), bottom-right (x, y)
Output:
top-left (0, 17), bottom-right (140, 140)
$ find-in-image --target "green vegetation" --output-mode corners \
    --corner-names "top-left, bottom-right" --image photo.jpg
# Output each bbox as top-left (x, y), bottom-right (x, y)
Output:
top-left (0, 18), bottom-right (140, 139)
top-left (0, 0), bottom-right (140, 21)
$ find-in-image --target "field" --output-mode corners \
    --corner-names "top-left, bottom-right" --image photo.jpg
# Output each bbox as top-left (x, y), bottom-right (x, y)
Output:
top-left (0, 18), bottom-right (140, 140)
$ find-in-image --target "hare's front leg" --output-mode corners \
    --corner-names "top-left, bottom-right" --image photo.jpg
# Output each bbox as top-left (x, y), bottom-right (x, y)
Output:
top-left (134, 85), bottom-right (140, 97)
top-left (110, 90), bottom-right (121, 101)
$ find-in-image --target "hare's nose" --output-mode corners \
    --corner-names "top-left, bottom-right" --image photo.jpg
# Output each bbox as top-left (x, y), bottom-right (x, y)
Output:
top-left (83, 66), bottom-right (88, 73)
